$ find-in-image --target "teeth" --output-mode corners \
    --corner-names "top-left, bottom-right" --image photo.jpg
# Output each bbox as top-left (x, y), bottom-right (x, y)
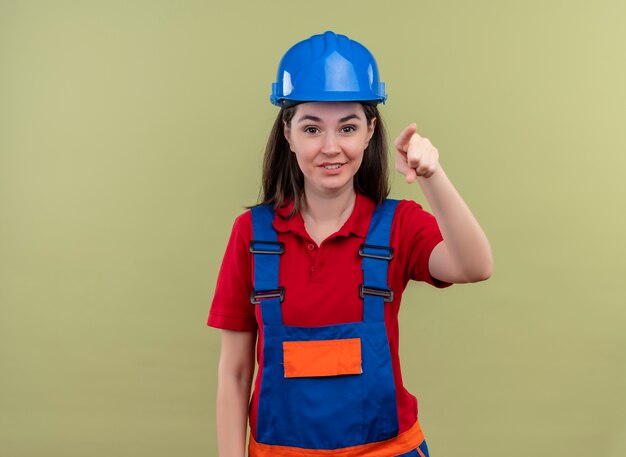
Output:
top-left (324, 164), bottom-right (342, 170)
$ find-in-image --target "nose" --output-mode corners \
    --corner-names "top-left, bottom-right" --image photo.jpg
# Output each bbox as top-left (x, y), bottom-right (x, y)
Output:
top-left (321, 131), bottom-right (341, 155)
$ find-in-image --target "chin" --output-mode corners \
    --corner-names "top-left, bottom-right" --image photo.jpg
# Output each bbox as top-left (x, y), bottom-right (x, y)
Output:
top-left (321, 177), bottom-right (356, 193)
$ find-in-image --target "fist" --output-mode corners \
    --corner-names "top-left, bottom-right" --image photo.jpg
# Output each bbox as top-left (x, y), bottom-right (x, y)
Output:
top-left (394, 123), bottom-right (440, 182)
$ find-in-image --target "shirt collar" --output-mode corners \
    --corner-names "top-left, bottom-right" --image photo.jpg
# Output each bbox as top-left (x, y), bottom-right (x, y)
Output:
top-left (273, 194), bottom-right (375, 239)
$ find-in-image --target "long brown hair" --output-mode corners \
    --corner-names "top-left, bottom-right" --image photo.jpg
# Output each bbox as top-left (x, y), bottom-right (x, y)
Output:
top-left (257, 103), bottom-right (389, 217)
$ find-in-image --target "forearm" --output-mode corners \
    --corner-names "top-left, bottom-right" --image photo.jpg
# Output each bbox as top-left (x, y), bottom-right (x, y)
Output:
top-left (417, 165), bottom-right (492, 281)
top-left (216, 370), bottom-right (253, 457)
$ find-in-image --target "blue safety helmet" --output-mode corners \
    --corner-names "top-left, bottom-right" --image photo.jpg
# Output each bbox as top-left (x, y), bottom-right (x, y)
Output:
top-left (270, 31), bottom-right (387, 107)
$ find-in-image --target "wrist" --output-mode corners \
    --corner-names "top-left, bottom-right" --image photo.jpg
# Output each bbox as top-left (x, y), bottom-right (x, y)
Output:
top-left (416, 163), bottom-right (442, 181)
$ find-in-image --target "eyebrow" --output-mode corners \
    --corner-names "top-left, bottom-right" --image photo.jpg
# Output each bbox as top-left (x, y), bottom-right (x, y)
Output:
top-left (297, 114), bottom-right (361, 124)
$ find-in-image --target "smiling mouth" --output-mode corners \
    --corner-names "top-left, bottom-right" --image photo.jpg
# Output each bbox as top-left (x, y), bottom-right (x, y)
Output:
top-left (321, 163), bottom-right (345, 170)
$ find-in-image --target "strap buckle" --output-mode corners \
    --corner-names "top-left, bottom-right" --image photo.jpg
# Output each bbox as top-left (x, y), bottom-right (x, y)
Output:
top-left (250, 287), bottom-right (285, 304)
top-left (359, 284), bottom-right (394, 302)
top-left (249, 240), bottom-right (284, 255)
top-left (359, 243), bottom-right (394, 260)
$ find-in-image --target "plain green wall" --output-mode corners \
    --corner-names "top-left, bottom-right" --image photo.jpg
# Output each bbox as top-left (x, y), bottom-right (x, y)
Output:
top-left (1, 1), bottom-right (625, 456)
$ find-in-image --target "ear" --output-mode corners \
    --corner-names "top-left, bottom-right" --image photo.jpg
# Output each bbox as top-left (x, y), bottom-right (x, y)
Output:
top-left (366, 117), bottom-right (377, 144)
top-left (283, 121), bottom-right (293, 149)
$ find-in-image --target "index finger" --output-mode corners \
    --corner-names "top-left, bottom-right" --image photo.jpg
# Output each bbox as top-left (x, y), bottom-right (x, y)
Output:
top-left (394, 123), bottom-right (418, 149)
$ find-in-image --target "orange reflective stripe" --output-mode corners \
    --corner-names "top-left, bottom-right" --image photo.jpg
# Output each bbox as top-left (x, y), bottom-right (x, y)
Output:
top-left (249, 419), bottom-right (425, 457)
top-left (283, 338), bottom-right (362, 378)
top-left (416, 445), bottom-right (426, 457)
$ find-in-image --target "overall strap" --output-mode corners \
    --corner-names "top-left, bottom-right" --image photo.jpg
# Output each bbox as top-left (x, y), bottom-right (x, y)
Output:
top-left (250, 205), bottom-right (284, 326)
top-left (360, 199), bottom-right (400, 323)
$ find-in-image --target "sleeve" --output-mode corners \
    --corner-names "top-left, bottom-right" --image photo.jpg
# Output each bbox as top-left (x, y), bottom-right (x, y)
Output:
top-left (392, 199), bottom-right (452, 289)
top-left (207, 211), bottom-right (258, 331)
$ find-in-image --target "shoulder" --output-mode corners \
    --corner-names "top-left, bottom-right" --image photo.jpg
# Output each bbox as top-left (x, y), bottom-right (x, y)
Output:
top-left (351, 196), bottom-right (434, 231)
top-left (394, 198), bottom-right (427, 213)
top-left (391, 199), bottom-right (434, 223)
top-left (231, 209), bottom-right (252, 231)
top-left (223, 209), bottom-right (253, 247)
top-left (389, 198), bottom-right (441, 240)
top-left (231, 204), bottom-right (288, 240)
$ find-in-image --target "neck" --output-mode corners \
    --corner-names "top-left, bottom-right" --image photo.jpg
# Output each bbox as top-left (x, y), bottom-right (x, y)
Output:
top-left (301, 184), bottom-right (356, 222)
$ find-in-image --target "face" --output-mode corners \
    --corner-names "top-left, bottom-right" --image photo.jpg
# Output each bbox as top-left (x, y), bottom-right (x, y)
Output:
top-left (284, 102), bottom-right (376, 196)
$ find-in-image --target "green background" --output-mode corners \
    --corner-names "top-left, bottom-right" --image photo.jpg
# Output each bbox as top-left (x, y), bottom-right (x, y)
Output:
top-left (1, 1), bottom-right (625, 456)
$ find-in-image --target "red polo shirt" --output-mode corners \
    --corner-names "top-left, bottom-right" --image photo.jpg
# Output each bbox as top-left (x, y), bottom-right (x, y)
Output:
top-left (208, 194), bottom-right (451, 436)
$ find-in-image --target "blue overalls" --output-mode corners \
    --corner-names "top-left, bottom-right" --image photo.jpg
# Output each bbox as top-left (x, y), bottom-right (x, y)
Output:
top-left (248, 199), bottom-right (430, 457)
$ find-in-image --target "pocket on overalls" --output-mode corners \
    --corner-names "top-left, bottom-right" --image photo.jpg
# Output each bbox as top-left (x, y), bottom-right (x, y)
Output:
top-left (283, 338), bottom-right (362, 377)
top-left (281, 338), bottom-right (364, 448)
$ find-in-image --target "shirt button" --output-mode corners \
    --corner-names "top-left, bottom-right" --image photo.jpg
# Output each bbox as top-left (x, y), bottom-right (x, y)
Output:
top-left (307, 243), bottom-right (315, 251)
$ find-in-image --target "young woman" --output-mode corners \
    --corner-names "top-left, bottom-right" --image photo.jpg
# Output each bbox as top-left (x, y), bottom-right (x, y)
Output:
top-left (208, 31), bottom-right (492, 457)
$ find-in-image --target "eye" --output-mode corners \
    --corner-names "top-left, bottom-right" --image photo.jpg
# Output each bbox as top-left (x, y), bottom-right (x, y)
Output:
top-left (341, 125), bottom-right (357, 133)
top-left (304, 126), bottom-right (320, 134)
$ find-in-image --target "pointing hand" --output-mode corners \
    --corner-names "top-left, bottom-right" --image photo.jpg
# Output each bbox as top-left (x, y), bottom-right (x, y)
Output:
top-left (394, 123), bottom-right (440, 182)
